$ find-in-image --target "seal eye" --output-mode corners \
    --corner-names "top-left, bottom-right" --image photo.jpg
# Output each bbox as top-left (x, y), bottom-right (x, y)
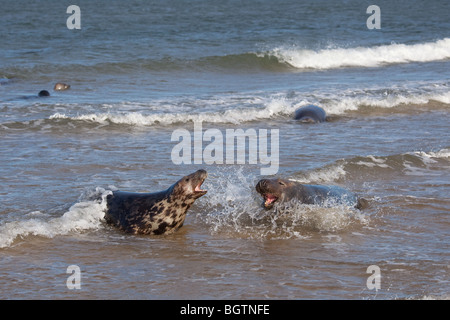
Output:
top-left (279, 181), bottom-right (286, 186)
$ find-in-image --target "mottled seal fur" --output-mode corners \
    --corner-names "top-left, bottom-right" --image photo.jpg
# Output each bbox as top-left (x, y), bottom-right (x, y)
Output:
top-left (256, 178), bottom-right (367, 210)
top-left (294, 105), bottom-right (327, 123)
top-left (105, 170), bottom-right (207, 235)
top-left (54, 83), bottom-right (70, 91)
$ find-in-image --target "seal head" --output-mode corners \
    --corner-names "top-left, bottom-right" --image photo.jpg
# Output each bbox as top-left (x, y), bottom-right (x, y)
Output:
top-left (54, 83), bottom-right (70, 91)
top-left (105, 169), bottom-right (207, 235)
top-left (256, 178), bottom-right (302, 209)
top-left (256, 178), bottom-right (366, 209)
top-left (294, 105), bottom-right (327, 123)
top-left (38, 90), bottom-right (50, 97)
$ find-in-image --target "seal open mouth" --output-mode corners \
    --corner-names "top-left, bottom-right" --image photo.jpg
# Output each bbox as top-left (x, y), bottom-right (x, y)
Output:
top-left (255, 179), bottom-right (282, 209)
top-left (192, 170), bottom-right (208, 197)
top-left (194, 180), bottom-right (207, 193)
top-left (263, 194), bottom-right (278, 208)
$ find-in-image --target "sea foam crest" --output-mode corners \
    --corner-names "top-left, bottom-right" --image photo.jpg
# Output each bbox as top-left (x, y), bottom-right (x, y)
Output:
top-left (49, 96), bottom-right (301, 125)
top-left (46, 84), bottom-right (450, 128)
top-left (270, 38), bottom-right (450, 70)
top-left (414, 148), bottom-right (450, 160)
top-left (0, 188), bottom-right (111, 248)
top-left (323, 89), bottom-right (450, 114)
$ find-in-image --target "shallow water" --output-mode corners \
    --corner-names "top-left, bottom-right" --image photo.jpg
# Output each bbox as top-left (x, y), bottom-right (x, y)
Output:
top-left (0, 0), bottom-right (449, 300)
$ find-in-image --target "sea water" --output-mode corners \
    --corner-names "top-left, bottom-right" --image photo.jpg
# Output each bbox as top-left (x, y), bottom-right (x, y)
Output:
top-left (0, 0), bottom-right (449, 299)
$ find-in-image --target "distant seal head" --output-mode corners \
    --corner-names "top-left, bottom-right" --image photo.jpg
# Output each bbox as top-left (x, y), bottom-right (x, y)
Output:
top-left (256, 178), bottom-right (367, 209)
top-left (105, 169), bottom-right (208, 235)
top-left (294, 105), bottom-right (326, 123)
top-left (54, 83), bottom-right (70, 91)
top-left (38, 90), bottom-right (50, 97)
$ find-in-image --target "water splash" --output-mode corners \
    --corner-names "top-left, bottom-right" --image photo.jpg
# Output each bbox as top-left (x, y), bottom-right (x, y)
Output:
top-left (194, 167), bottom-right (369, 240)
top-left (0, 187), bottom-right (111, 248)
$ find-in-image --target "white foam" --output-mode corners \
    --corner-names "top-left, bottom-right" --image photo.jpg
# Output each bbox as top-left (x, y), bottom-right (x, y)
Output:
top-left (271, 38), bottom-right (450, 70)
top-left (272, 202), bottom-right (369, 234)
top-left (0, 187), bottom-right (111, 248)
top-left (356, 155), bottom-right (391, 169)
top-left (195, 167), bottom-right (367, 239)
top-left (414, 148), bottom-right (450, 160)
top-left (322, 89), bottom-right (450, 115)
top-left (47, 86), bottom-right (450, 128)
top-left (48, 96), bottom-right (300, 126)
top-left (402, 148), bottom-right (450, 176)
top-left (290, 163), bottom-right (347, 184)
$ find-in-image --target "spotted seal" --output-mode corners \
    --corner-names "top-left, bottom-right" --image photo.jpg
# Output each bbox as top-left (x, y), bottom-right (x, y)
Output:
top-left (294, 105), bottom-right (327, 123)
top-left (105, 170), bottom-right (207, 235)
top-left (256, 178), bottom-right (367, 209)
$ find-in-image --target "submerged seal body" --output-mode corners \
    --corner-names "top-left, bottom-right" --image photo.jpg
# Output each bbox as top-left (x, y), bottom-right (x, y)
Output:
top-left (54, 83), bottom-right (70, 91)
top-left (256, 178), bottom-right (366, 209)
top-left (105, 170), bottom-right (207, 235)
top-left (294, 105), bottom-right (327, 123)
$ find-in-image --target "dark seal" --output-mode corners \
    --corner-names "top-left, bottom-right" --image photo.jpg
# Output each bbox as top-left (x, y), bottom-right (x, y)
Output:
top-left (38, 90), bottom-right (50, 97)
top-left (294, 105), bottom-right (327, 123)
top-left (256, 178), bottom-right (367, 209)
top-left (105, 170), bottom-right (208, 235)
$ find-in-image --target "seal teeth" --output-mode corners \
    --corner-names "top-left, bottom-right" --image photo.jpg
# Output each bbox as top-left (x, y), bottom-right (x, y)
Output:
top-left (264, 194), bottom-right (278, 207)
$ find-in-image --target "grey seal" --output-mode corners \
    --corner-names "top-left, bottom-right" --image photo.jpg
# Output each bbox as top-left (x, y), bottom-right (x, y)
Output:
top-left (38, 90), bottom-right (50, 97)
top-left (294, 105), bottom-right (327, 123)
top-left (54, 83), bottom-right (70, 91)
top-left (256, 178), bottom-right (367, 209)
top-left (105, 170), bottom-right (208, 235)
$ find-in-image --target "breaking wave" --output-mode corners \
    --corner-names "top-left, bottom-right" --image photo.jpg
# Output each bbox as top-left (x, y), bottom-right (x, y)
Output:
top-left (44, 89), bottom-right (449, 127)
top-left (0, 188), bottom-right (111, 249)
top-left (2, 39), bottom-right (449, 80)
top-left (270, 38), bottom-right (450, 70)
top-left (0, 87), bottom-right (438, 131)
top-left (291, 148), bottom-right (450, 184)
